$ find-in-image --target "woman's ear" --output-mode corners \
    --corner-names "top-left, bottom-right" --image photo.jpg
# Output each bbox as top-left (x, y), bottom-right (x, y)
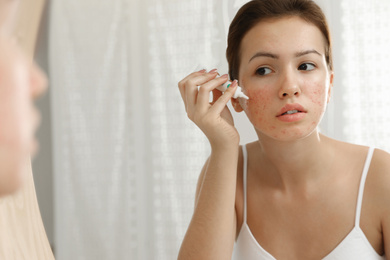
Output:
top-left (231, 97), bottom-right (244, 112)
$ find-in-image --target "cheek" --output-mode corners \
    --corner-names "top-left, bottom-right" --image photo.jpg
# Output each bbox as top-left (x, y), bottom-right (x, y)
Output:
top-left (242, 87), bottom-right (273, 124)
top-left (306, 81), bottom-right (328, 110)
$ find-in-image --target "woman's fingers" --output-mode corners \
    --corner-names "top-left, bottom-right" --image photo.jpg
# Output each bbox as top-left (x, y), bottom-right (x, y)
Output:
top-left (178, 69), bottom-right (216, 107)
top-left (180, 70), bottom-right (219, 114)
top-left (196, 74), bottom-right (229, 111)
top-left (209, 80), bottom-right (238, 114)
top-left (185, 70), bottom-right (219, 113)
top-left (178, 69), bottom-right (237, 125)
top-left (178, 69), bottom-right (206, 103)
top-left (178, 70), bottom-right (204, 111)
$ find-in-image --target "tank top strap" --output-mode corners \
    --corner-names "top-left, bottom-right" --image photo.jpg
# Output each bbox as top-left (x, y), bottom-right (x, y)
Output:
top-left (242, 144), bottom-right (248, 223)
top-left (355, 147), bottom-right (375, 227)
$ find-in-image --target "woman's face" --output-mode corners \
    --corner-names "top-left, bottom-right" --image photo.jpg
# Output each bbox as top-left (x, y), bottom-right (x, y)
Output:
top-left (0, 35), bottom-right (47, 196)
top-left (234, 16), bottom-right (333, 142)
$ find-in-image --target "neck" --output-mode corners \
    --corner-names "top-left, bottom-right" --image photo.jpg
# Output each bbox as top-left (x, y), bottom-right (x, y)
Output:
top-left (255, 131), bottom-right (335, 192)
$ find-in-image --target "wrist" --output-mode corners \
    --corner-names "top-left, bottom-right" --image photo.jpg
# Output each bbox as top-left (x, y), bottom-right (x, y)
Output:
top-left (210, 141), bottom-right (239, 154)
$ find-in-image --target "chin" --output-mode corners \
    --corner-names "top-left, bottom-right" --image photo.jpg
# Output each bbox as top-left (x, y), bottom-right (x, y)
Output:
top-left (256, 124), bottom-right (320, 143)
top-left (0, 177), bottom-right (23, 197)
top-left (0, 158), bottom-right (27, 197)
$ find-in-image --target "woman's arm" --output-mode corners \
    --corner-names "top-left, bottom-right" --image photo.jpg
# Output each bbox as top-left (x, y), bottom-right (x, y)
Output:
top-left (179, 146), bottom-right (239, 259)
top-left (177, 70), bottom-right (240, 259)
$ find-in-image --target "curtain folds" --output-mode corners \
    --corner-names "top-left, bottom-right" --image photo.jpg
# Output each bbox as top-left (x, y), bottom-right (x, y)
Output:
top-left (50, 0), bottom-right (224, 259)
top-left (50, 1), bottom-right (139, 259)
top-left (340, 0), bottom-right (390, 151)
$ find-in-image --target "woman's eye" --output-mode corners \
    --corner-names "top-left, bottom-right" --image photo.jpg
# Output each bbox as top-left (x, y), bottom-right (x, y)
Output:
top-left (298, 63), bottom-right (316, 71)
top-left (255, 67), bottom-right (272, 76)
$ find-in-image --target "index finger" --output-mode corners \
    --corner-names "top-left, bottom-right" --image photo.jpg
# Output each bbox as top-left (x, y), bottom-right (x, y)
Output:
top-left (178, 69), bottom-right (206, 101)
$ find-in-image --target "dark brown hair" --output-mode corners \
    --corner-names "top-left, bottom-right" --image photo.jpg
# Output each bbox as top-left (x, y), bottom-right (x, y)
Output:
top-left (226, 0), bottom-right (332, 81)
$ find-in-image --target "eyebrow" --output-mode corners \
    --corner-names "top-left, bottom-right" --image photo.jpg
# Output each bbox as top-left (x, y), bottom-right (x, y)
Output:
top-left (248, 49), bottom-right (322, 63)
top-left (248, 52), bottom-right (279, 63)
top-left (295, 49), bottom-right (322, 58)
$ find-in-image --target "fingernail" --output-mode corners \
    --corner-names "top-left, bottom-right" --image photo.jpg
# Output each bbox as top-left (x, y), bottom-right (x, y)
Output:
top-left (209, 68), bottom-right (218, 73)
top-left (231, 79), bottom-right (238, 87)
top-left (198, 69), bottom-right (206, 73)
top-left (221, 74), bottom-right (228, 78)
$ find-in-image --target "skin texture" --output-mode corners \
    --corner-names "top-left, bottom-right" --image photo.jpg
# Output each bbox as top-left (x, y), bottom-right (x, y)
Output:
top-left (178, 16), bottom-right (390, 260)
top-left (0, 34), bottom-right (47, 196)
top-left (0, 0), bottom-right (19, 36)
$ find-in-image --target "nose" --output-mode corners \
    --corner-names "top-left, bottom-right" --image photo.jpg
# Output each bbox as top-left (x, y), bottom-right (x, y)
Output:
top-left (30, 62), bottom-right (48, 99)
top-left (278, 69), bottom-right (301, 99)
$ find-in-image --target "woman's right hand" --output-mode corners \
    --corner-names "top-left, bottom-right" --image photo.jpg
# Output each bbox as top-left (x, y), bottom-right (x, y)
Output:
top-left (178, 69), bottom-right (240, 149)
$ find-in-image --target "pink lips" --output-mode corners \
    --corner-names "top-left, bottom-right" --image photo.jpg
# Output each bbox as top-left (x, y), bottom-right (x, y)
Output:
top-left (276, 103), bottom-right (307, 122)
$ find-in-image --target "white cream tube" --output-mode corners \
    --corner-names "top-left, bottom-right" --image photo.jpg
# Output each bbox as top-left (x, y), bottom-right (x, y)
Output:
top-left (216, 81), bottom-right (249, 99)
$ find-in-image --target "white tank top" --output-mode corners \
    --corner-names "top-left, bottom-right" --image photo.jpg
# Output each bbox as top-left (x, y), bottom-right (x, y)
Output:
top-left (232, 146), bottom-right (386, 260)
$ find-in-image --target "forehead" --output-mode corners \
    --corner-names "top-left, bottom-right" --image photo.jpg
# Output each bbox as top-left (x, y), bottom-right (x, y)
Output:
top-left (240, 16), bottom-right (326, 62)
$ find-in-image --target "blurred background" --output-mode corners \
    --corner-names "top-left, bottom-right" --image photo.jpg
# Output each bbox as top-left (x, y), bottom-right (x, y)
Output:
top-left (32, 0), bottom-right (390, 259)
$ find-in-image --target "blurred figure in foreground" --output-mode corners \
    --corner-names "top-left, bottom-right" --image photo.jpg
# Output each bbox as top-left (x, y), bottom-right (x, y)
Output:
top-left (0, 34), bottom-right (47, 196)
top-left (0, 0), bottom-right (54, 259)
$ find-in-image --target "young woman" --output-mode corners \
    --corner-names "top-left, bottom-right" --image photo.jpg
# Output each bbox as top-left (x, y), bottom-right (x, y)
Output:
top-left (177, 0), bottom-right (390, 259)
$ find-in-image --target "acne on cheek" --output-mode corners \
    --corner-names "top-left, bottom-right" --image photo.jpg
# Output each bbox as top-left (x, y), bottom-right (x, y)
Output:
top-left (306, 83), bottom-right (328, 107)
top-left (245, 88), bottom-right (272, 109)
top-left (244, 88), bottom-right (271, 124)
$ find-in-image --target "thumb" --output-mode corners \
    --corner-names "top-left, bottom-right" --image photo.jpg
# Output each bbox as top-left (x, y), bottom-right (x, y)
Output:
top-left (209, 80), bottom-right (238, 114)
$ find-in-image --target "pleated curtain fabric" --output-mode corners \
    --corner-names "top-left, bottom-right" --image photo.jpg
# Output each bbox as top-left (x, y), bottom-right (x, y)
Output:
top-left (340, 0), bottom-right (390, 151)
top-left (50, 0), bottom-right (224, 259)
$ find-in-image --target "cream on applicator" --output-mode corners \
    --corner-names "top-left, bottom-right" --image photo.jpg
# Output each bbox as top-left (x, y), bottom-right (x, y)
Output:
top-left (216, 80), bottom-right (249, 100)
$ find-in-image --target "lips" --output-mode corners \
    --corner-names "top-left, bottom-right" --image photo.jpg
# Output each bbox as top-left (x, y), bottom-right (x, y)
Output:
top-left (276, 103), bottom-right (307, 117)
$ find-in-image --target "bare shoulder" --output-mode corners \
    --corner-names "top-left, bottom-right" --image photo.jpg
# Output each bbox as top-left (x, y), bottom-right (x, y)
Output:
top-left (360, 146), bottom-right (390, 231)
top-left (368, 147), bottom-right (390, 187)
top-left (372, 147), bottom-right (390, 169)
top-left (328, 139), bottom-right (389, 193)
top-left (341, 142), bottom-right (390, 193)
top-left (367, 148), bottom-right (390, 254)
top-left (368, 148), bottom-right (390, 203)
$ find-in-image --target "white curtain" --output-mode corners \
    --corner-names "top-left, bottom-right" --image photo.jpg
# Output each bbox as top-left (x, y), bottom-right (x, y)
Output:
top-left (50, 1), bottom-right (140, 259)
top-left (49, 0), bottom-right (390, 259)
top-left (340, 0), bottom-right (390, 151)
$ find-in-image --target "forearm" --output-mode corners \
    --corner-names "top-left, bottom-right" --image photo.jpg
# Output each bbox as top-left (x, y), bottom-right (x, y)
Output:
top-left (178, 145), bottom-right (239, 260)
